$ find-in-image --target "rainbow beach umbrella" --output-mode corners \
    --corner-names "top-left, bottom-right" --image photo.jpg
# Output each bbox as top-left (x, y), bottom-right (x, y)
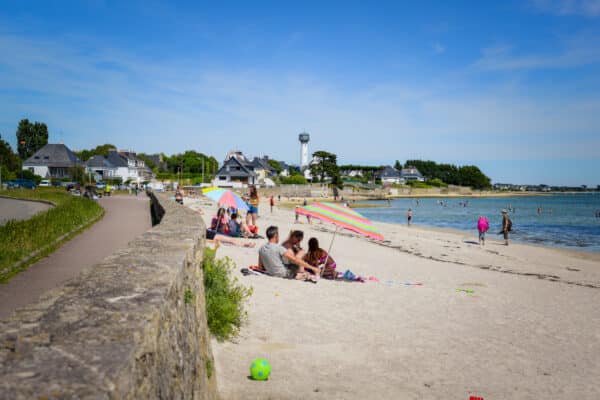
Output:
top-left (295, 202), bottom-right (383, 274)
top-left (202, 187), bottom-right (249, 211)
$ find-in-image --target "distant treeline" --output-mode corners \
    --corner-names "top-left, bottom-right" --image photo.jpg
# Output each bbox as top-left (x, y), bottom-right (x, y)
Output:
top-left (403, 160), bottom-right (491, 190)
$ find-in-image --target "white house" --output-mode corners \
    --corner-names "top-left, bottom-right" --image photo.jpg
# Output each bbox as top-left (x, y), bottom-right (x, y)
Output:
top-left (400, 166), bottom-right (425, 182)
top-left (376, 166), bottom-right (405, 184)
top-left (105, 150), bottom-right (153, 183)
top-left (22, 143), bottom-right (83, 179)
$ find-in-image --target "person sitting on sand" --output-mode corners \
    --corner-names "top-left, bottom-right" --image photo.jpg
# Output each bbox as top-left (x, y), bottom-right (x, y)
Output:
top-left (258, 226), bottom-right (320, 280)
top-left (210, 208), bottom-right (229, 234)
top-left (228, 212), bottom-right (257, 238)
top-left (304, 237), bottom-right (337, 279)
top-left (281, 230), bottom-right (306, 258)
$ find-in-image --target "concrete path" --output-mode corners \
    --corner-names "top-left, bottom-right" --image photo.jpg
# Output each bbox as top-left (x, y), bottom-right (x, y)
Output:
top-left (0, 197), bottom-right (53, 225)
top-left (0, 195), bottom-right (151, 320)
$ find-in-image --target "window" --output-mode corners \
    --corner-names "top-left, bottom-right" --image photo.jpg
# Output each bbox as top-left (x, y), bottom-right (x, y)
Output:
top-left (44, 156), bottom-right (49, 160)
top-left (34, 156), bottom-right (40, 159)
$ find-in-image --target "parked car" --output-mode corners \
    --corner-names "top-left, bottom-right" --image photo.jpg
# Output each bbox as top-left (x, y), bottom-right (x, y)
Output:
top-left (96, 182), bottom-right (106, 190)
top-left (39, 179), bottom-right (51, 187)
top-left (52, 181), bottom-right (63, 187)
top-left (7, 179), bottom-right (36, 189)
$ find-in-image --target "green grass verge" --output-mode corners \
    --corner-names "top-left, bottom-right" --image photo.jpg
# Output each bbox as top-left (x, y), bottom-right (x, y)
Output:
top-left (202, 247), bottom-right (253, 341)
top-left (0, 188), bottom-right (104, 282)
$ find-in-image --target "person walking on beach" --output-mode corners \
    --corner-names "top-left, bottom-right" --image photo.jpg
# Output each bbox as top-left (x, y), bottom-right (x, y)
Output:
top-left (269, 195), bottom-right (274, 213)
top-left (407, 208), bottom-right (412, 226)
top-left (501, 209), bottom-right (512, 246)
top-left (477, 215), bottom-right (489, 246)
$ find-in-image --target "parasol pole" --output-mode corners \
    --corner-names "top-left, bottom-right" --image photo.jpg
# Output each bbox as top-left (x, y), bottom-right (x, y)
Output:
top-left (322, 225), bottom-right (339, 277)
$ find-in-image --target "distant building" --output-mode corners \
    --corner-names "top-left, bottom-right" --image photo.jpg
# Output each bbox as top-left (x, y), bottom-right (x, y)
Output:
top-left (214, 156), bottom-right (257, 188)
top-left (375, 166), bottom-right (405, 184)
top-left (105, 150), bottom-right (153, 183)
top-left (85, 155), bottom-right (118, 181)
top-left (22, 143), bottom-right (83, 179)
top-left (400, 166), bottom-right (425, 182)
top-left (214, 151), bottom-right (277, 187)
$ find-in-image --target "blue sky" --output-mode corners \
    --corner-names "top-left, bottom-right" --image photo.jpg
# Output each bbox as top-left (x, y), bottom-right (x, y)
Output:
top-left (0, 0), bottom-right (599, 185)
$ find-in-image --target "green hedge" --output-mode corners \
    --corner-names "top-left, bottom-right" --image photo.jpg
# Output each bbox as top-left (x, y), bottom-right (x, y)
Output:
top-left (202, 247), bottom-right (252, 341)
top-left (0, 188), bottom-right (104, 282)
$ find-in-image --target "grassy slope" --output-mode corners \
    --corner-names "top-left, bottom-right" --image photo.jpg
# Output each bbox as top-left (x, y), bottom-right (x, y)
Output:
top-left (0, 188), bottom-right (104, 282)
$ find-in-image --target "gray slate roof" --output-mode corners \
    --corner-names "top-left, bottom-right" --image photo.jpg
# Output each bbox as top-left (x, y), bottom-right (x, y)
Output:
top-left (378, 166), bottom-right (401, 178)
top-left (216, 157), bottom-right (256, 178)
top-left (106, 150), bottom-right (129, 167)
top-left (23, 144), bottom-right (82, 167)
top-left (86, 155), bottom-right (116, 168)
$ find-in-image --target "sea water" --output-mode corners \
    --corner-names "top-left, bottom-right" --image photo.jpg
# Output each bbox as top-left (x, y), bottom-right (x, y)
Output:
top-left (355, 193), bottom-right (600, 252)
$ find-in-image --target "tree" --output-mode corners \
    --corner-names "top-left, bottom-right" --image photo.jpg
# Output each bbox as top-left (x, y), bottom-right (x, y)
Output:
top-left (394, 160), bottom-right (402, 170)
top-left (0, 135), bottom-right (21, 172)
top-left (267, 159), bottom-right (282, 174)
top-left (16, 119), bottom-right (49, 160)
top-left (309, 150), bottom-right (339, 183)
top-left (74, 144), bottom-right (117, 161)
top-left (457, 165), bottom-right (491, 189)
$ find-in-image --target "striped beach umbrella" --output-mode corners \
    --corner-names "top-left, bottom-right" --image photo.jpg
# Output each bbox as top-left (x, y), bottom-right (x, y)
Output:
top-left (202, 187), bottom-right (249, 211)
top-left (296, 202), bottom-right (384, 241)
top-left (296, 202), bottom-right (383, 275)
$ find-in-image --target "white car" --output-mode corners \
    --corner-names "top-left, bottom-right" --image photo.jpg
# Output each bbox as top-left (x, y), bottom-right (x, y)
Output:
top-left (39, 180), bottom-right (51, 187)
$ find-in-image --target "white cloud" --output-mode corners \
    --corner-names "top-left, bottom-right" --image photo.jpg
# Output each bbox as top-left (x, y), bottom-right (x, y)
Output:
top-left (530, 0), bottom-right (600, 17)
top-left (432, 43), bottom-right (445, 54)
top-left (474, 34), bottom-right (600, 70)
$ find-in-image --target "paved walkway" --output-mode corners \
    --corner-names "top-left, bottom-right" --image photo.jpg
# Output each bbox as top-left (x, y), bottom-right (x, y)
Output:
top-left (0, 195), bottom-right (151, 320)
top-left (0, 197), bottom-right (53, 225)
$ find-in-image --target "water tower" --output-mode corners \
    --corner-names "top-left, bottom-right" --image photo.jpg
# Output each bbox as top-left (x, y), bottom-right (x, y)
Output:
top-left (299, 132), bottom-right (310, 170)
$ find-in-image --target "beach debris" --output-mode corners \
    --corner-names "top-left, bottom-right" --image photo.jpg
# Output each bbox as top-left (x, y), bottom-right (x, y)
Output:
top-left (250, 358), bottom-right (271, 381)
top-left (274, 293), bottom-right (280, 297)
top-left (456, 288), bottom-right (475, 294)
top-left (403, 282), bottom-right (423, 286)
top-left (469, 396), bottom-right (484, 400)
top-left (368, 276), bottom-right (379, 282)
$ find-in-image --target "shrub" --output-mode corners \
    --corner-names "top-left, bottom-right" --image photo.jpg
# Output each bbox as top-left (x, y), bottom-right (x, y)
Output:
top-left (426, 178), bottom-right (448, 188)
top-left (280, 175), bottom-right (307, 184)
top-left (202, 247), bottom-right (252, 341)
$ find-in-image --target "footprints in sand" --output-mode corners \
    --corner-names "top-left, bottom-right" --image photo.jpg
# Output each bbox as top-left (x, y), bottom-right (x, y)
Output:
top-left (566, 267), bottom-right (581, 272)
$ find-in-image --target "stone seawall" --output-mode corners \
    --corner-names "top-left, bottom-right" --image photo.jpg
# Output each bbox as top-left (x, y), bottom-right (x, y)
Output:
top-left (0, 193), bottom-right (217, 399)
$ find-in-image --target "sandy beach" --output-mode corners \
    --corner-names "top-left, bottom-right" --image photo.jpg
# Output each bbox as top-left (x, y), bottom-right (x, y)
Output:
top-left (185, 197), bottom-right (600, 400)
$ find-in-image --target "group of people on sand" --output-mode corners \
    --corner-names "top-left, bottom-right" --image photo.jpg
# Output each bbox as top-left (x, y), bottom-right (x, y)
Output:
top-left (258, 226), bottom-right (337, 282)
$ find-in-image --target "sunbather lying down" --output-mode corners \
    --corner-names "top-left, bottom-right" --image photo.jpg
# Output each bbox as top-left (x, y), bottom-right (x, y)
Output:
top-left (212, 234), bottom-right (256, 248)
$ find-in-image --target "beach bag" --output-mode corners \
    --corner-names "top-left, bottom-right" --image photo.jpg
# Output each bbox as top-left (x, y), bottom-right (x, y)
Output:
top-left (507, 218), bottom-right (513, 232)
top-left (206, 229), bottom-right (216, 240)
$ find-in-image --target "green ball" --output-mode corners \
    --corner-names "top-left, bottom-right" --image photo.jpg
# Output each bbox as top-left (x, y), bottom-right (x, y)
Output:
top-left (250, 358), bottom-right (271, 381)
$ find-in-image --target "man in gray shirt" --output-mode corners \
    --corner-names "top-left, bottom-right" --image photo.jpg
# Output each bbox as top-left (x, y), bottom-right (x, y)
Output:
top-left (258, 226), bottom-right (320, 279)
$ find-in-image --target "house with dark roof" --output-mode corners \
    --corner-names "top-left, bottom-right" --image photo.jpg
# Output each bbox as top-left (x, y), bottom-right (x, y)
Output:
top-left (375, 166), bottom-right (405, 184)
top-left (104, 150), bottom-right (153, 183)
top-left (22, 143), bottom-right (83, 179)
top-left (400, 166), bottom-right (425, 182)
top-left (214, 156), bottom-right (257, 187)
top-left (85, 155), bottom-right (119, 181)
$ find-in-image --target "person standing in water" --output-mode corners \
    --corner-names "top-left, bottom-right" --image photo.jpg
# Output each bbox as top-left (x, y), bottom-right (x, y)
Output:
top-left (407, 208), bottom-right (412, 226)
top-left (501, 209), bottom-right (511, 246)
